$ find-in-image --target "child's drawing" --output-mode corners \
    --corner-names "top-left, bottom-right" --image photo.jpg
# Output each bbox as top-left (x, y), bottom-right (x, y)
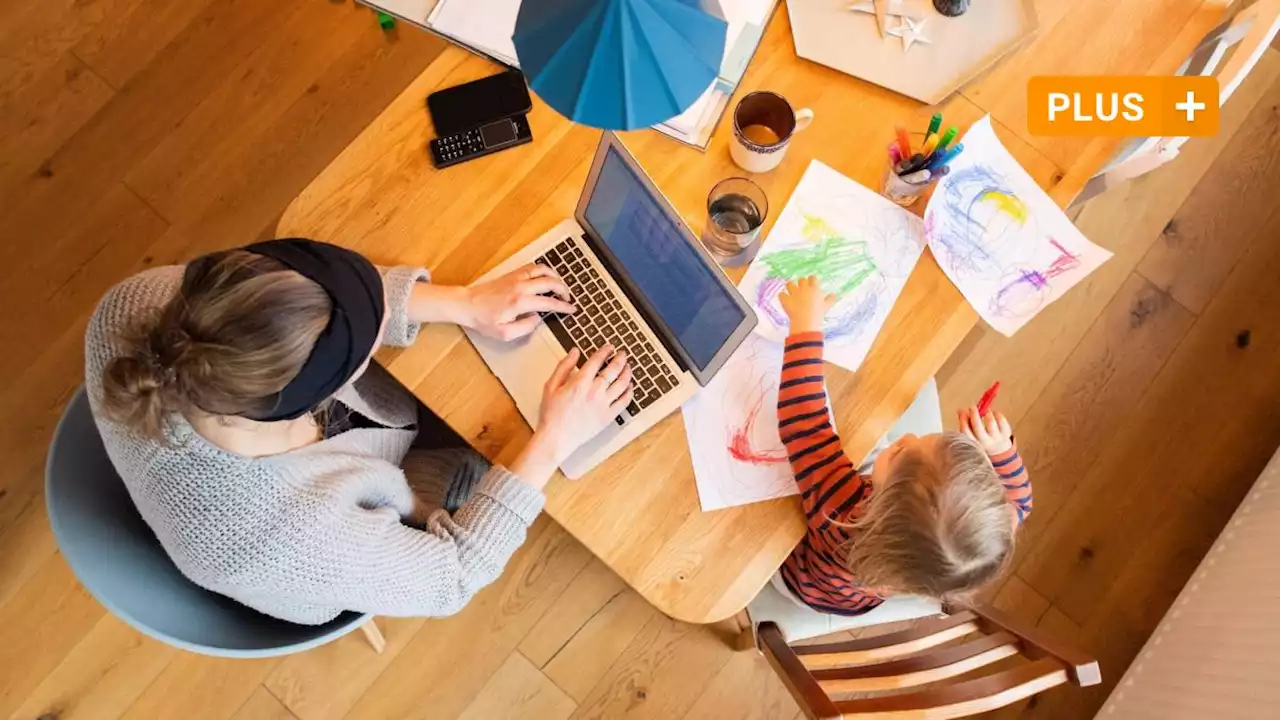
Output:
top-left (682, 335), bottom-right (806, 512)
top-left (924, 117), bottom-right (1112, 336)
top-left (739, 160), bottom-right (926, 373)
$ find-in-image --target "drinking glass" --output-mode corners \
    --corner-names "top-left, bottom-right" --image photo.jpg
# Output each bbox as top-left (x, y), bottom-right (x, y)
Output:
top-left (701, 177), bottom-right (769, 267)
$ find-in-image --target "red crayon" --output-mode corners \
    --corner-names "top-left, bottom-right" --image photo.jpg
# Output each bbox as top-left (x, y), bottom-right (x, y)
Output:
top-left (976, 381), bottom-right (1001, 417)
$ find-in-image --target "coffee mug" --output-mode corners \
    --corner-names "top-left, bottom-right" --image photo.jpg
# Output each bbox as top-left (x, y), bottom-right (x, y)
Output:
top-left (730, 91), bottom-right (815, 173)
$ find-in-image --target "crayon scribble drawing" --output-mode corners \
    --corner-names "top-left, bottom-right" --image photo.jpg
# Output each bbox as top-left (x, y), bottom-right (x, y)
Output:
top-left (682, 335), bottom-right (807, 512)
top-left (924, 117), bottom-right (1112, 336)
top-left (739, 160), bottom-right (926, 373)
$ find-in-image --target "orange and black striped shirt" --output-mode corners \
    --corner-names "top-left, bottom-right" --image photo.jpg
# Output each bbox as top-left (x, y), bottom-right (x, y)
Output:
top-left (776, 332), bottom-right (1031, 615)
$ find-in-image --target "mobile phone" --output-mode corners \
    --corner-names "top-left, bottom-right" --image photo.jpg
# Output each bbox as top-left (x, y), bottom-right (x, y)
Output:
top-left (429, 115), bottom-right (533, 169)
top-left (426, 70), bottom-right (533, 137)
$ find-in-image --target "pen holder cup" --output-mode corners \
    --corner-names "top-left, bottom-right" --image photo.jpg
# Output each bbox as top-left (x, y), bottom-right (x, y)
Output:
top-left (882, 163), bottom-right (929, 208)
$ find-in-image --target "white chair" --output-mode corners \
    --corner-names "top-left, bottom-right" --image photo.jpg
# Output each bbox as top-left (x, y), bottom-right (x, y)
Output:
top-left (740, 379), bottom-right (947, 647)
top-left (1077, 0), bottom-right (1280, 202)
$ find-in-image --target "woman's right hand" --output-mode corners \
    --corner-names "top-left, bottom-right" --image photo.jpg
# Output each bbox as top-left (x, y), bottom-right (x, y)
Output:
top-left (510, 346), bottom-right (633, 487)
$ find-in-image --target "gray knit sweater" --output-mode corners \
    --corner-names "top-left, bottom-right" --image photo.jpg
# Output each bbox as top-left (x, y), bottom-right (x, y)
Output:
top-left (85, 265), bottom-right (546, 625)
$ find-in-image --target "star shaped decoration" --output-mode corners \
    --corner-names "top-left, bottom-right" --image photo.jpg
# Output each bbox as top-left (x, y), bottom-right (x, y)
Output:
top-left (849, 0), bottom-right (921, 37)
top-left (887, 16), bottom-right (933, 52)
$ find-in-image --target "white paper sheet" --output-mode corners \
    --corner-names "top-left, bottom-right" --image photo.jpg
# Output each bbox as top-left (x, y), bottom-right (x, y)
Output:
top-left (681, 335), bottom-right (802, 512)
top-left (428, 0), bottom-right (520, 66)
top-left (924, 117), bottom-right (1113, 336)
top-left (739, 160), bottom-right (926, 373)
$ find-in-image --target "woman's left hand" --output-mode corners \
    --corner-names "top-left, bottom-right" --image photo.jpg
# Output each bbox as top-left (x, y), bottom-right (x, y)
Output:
top-left (460, 264), bottom-right (577, 341)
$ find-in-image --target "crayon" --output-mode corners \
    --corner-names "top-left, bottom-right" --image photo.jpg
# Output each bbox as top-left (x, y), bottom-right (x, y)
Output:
top-left (977, 381), bottom-right (1001, 417)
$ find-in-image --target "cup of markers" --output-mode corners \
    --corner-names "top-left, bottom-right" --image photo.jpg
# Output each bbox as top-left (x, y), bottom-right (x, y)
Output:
top-left (881, 112), bottom-right (965, 207)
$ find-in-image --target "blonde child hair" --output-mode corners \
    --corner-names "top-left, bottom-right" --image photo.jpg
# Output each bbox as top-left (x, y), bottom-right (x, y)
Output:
top-left (844, 431), bottom-right (1014, 599)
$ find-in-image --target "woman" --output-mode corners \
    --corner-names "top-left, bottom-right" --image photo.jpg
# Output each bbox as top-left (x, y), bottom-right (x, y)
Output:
top-left (86, 238), bottom-right (633, 624)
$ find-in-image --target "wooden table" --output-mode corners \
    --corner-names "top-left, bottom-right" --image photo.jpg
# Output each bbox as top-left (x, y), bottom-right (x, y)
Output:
top-left (278, 0), bottom-right (1225, 623)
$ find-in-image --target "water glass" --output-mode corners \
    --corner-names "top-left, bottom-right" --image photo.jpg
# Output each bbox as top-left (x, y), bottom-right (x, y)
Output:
top-left (701, 178), bottom-right (769, 267)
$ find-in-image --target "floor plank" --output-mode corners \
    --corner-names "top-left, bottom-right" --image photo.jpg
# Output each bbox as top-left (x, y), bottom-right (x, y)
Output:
top-left (542, 589), bottom-right (660, 704)
top-left (0, 51), bottom-right (114, 198)
top-left (262, 615), bottom-right (425, 720)
top-left (343, 518), bottom-right (592, 720)
top-left (8, 615), bottom-right (175, 720)
top-left (519, 559), bottom-right (627, 669)
top-left (678, 650), bottom-right (802, 720)
top-left (0, 556), bottom-right (108, 719)
top-left (71, 0), bottom-right (217, 89)
top-left (231, 687), bottom-right (301, 720)
top-left (1137, 72), bottom-right (1280, 312)
top-left (567, 614), bottom-right (734, 720)
top-left (1020, 192), bottom-right (1280, 627)
top-left (456, 652), bottom-right (577, 720)
top-left (1002, 272), bottom-right (1195, 554)
top-left (989, 575), bottom-right (1051, 628)
top-left (119, 652), bottom-right (281, 720)
top-left (121, 0), bottom-right (367, 221)
top-left (0, 489), bottom-right (58, 609)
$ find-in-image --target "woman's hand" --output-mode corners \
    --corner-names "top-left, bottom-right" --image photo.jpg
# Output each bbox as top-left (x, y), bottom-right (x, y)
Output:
top-left (510, 346), bottom-right (633, 487)
top-left (958, 406), bottom-right (1014, 457)
top-left (461, 264), bottom-right (577, 341)
top-left (778, 276), bottom-right (836, 334)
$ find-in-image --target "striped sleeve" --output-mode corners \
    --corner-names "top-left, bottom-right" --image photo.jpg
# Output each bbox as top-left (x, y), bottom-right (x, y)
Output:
top-left (777, 332), bottom-right (869, 530)
top-left (989, 444), bottom-right (1031, 525)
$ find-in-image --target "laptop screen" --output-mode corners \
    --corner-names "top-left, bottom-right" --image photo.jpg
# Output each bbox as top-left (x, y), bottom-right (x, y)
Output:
top-left (583, 147), bottom-right (748, 371)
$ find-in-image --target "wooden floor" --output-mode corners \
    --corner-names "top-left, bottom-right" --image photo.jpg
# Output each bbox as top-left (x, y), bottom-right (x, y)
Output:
top-left (3, 0), bottom-right (1280, 717)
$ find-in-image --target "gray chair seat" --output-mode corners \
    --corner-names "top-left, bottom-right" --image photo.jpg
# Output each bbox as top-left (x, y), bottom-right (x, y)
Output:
top-left (45, 387), bottom-right (368, 658)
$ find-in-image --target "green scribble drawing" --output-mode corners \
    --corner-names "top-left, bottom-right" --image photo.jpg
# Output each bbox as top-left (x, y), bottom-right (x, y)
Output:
top-left (761, 234), bottom-right (878, 297)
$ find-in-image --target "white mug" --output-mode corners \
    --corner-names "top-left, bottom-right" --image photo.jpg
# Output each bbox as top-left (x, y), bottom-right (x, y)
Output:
top-left (729, 91), bottom-right (815, 173)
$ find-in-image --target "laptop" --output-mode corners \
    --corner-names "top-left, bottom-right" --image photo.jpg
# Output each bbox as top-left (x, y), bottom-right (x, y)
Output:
top-left (465, 132), bottom-right (758, 479)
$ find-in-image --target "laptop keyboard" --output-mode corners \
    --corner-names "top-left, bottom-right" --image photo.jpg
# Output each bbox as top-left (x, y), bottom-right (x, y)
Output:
top-left (537, 236), bottom-right (678, 426)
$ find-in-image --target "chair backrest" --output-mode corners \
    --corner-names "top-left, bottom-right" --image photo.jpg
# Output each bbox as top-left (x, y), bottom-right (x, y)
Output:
top-left (758, 604), bottom-right (1100, 720)
top-left (45, 387), bottom-right (367, 658)
top-left (1078, 0), bottom-right (1280, 202)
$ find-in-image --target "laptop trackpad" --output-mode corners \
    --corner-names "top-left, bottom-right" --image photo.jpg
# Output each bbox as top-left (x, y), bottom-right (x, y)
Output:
top-left (505, 328), bottom-right (567, 418)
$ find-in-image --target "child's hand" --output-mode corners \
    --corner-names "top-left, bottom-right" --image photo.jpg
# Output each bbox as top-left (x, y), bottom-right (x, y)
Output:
top-left (778, 276), bottom-right (836, 334)
top-left (958, 406), bottom-right (1014, 456)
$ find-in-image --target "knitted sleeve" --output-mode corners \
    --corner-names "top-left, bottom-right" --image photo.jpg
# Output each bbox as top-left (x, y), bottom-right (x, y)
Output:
top-left (378, 265), bottom-right (431, 347)
top-left (254, 463), bottom-right (546, 619)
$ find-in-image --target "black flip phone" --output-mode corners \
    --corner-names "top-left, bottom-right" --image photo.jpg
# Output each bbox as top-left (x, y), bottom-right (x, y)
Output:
top-left (426, 69), bottom-right (533, 137)
top-left (429, 115), bottom-right (533, 169)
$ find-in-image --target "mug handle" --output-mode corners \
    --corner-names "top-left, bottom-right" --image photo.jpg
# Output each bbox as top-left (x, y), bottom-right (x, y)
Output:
top-left (794, 108), bottom-right (815, 134)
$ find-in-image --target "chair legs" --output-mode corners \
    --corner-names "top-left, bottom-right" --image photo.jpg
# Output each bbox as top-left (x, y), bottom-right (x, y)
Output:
top-left (360, 617), bottom-right (386, 654)
top-left (732, 610), bottom-right (756, 652)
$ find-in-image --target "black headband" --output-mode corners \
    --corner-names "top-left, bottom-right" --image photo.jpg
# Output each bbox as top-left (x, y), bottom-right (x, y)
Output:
top-left (242, 238), bottom-right (385, 421)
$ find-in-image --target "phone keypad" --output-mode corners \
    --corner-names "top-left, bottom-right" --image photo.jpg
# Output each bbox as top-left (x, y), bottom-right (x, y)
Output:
top-left (429, 114), bottom-right (530, 169)
top-left (435, 128), bottom-right (485, 163)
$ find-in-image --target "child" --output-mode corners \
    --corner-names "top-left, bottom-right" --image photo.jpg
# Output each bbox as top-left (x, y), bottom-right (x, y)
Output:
top-left (774, 277), bottom-right (1031, 616)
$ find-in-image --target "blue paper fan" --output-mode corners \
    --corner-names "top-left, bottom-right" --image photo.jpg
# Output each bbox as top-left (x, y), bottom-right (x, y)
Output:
top-left (513, 0), bottom-right (728, 130)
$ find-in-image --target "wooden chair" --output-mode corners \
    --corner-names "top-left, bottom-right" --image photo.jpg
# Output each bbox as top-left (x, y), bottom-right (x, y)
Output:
top-left (757, 604), bottom-right (1100, 719)
top-left (1076, 0), bottom-right (1280, 203)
